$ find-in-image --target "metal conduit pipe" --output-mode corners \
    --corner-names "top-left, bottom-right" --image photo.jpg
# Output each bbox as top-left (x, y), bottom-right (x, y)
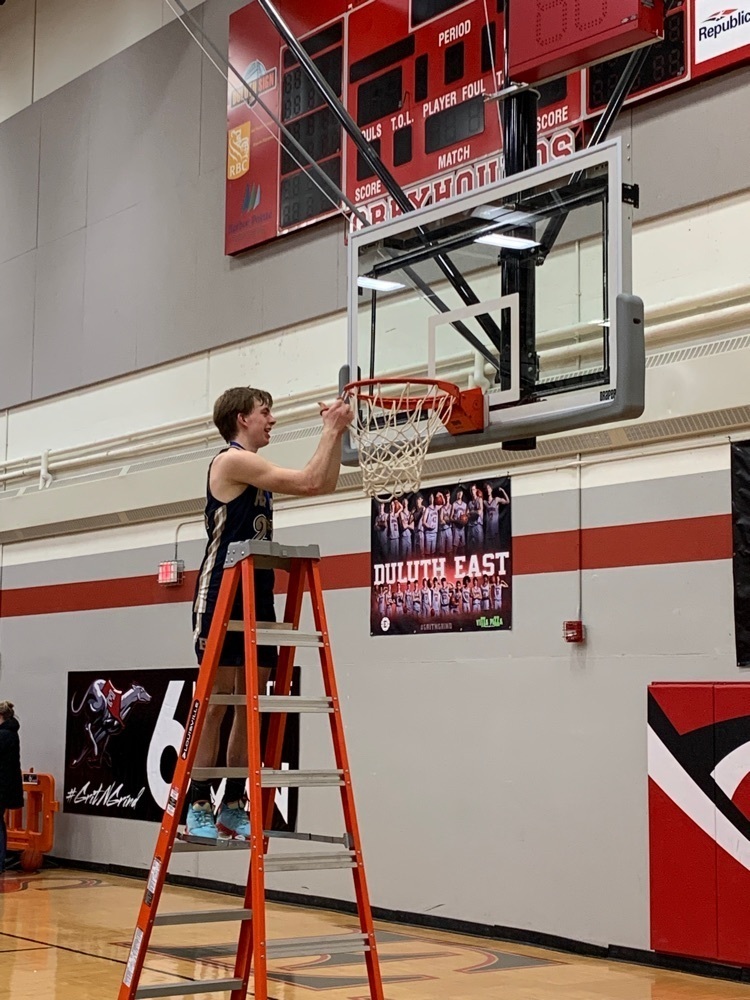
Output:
top-left (0, 400), bottom-right (334, 483)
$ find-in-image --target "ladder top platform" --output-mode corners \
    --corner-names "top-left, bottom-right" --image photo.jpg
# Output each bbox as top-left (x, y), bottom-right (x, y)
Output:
top-left (224, 539), bottom-right (321, 569)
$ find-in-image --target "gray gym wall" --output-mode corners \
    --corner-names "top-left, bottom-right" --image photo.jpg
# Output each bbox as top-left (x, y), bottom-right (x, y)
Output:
top-left (0, 0), bottom-right (348, 410)
top-left (0, 468), bottom-right (733, 950)
top-left (1, 0), bottom-right (750, 409)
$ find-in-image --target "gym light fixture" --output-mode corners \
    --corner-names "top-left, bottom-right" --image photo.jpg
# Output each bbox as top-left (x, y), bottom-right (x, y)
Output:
top-left (475, 233), bottom-right (541, 250)
top-left (357, 276), bottom-right (406, 292)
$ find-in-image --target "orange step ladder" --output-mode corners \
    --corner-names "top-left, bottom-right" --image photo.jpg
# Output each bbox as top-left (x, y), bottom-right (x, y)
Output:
top-left (119, 540), bottom-right (384, 1000)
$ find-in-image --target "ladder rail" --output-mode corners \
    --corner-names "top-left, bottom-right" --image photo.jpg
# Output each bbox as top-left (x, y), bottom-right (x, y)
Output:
top-left (308, 559), bottom-right (385, 998)
top-left (260, 560), bottom-right (307, 839)
top-left (118, 562), bottom-right (241, 1000)
top-left (232, 557), bottom-right (267, 1000)
top-left (229, 555), bottom-right (308, 1000)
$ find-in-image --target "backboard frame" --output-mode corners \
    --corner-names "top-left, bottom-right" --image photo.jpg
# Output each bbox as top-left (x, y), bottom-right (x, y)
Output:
top-left (341, 137), bottom-right (645, 465)
top-left (427, 293), bottom-right (521, 409)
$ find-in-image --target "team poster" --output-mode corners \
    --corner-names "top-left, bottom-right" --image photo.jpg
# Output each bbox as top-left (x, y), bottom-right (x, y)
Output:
top-left (370, 477), bottom-right (513, 636)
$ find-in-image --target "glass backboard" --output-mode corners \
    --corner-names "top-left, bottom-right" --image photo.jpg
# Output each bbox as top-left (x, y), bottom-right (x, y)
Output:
top-left (341, 138), bottom-right (644, 460)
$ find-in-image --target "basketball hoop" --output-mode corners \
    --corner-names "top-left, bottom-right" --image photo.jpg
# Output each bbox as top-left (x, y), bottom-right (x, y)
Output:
top-left (343, 378), bottom-right (461, 500)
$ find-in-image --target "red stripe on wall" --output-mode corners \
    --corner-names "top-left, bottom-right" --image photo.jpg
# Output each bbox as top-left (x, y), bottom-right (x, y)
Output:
top-left (514, 529), bottom-right (580, 574)
top-left (0, 571), bottom-right (201, 618)
top-left (317, 551), bottom-right (370, 591)
top-left (0, 514), bottom-right (732, 618)
top-left (581, 515), bottom-right (733, 569)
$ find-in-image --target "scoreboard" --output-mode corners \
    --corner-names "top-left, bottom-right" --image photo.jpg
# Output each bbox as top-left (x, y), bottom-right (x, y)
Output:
top-left (225, 0), bottom-right (580, 253)
top-left (226, 0), bottom-right (750, 255)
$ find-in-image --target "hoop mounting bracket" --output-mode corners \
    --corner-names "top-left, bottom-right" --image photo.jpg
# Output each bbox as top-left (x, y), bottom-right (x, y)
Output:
top-left (444, 388), bottom-right (486, 436)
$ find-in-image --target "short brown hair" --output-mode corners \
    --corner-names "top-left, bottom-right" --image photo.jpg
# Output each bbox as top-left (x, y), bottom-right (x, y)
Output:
top-left (0, 700), bottom-right (15, 720)
top-left (213, 387), bottom-right (273, 443)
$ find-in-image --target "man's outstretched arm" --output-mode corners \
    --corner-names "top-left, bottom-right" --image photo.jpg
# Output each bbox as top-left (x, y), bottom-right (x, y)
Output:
top-left (221, 399), bottom-right (352, 497)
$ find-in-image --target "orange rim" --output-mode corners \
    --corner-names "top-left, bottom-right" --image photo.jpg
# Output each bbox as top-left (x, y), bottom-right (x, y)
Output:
top-left (343, 377), bottom-right (460, 413)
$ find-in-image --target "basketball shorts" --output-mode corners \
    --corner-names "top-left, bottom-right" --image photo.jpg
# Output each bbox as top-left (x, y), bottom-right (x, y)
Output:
top-left (193, 590), bottom-right (278, 670)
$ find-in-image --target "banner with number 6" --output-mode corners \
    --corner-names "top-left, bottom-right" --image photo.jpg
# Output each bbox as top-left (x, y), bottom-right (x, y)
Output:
top-left (64, 667), bottom-right (299, 829)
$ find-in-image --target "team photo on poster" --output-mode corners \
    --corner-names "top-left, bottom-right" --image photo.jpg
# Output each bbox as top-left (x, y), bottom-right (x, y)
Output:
top-left (370, 477), bottom-right (512, 636)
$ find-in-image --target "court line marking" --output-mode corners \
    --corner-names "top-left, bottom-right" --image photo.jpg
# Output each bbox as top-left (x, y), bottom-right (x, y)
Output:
top-left (0, 929), bottom-right (193, 982)
top-left (0, 944), bottom-right (49, 953)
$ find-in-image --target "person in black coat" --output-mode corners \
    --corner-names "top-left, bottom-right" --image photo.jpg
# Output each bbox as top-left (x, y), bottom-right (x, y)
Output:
top-left (0, 700), bottom-right (24, 873)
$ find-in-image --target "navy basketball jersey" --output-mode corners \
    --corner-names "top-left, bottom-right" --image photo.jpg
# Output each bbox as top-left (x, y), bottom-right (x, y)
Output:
top-left (192, 444), bottom-right (275, 633)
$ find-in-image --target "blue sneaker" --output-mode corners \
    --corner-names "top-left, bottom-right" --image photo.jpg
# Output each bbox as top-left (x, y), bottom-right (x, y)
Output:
top-left (186, 803), bottom-right (218, 840)
top-left (217, 802), bottom-right (250, 840)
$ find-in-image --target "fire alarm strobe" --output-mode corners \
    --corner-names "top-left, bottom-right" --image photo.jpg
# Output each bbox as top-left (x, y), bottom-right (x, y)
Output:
top-left (563, 620), bottom-right (586, 644)
top-left (510, 0), bottom-right (666, 85)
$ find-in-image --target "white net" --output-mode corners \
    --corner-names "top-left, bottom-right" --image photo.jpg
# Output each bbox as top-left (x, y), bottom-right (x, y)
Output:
top-left (347, 381), bottom-right (456, 500)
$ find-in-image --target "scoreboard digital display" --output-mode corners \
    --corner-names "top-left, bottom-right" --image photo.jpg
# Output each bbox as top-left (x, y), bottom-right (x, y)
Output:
top-left (424, 95), bottom-right (486, 154)
top-left (226, 0), bottom-right (750, 255)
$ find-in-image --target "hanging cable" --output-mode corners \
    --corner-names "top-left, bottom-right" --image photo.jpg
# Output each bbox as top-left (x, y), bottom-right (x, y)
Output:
top-left (162, 0), bottom-right (368, 226)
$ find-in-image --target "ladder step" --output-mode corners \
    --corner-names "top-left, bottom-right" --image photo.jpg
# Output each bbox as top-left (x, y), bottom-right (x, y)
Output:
top-left (174, 829), bottom-right (350, 852)
top-left (173, 833), bottom-right (251, 852)
top-left (264, 851), bottom-right (356, 872)
top-left (191, 768), bottom-right (248, 779)
top-left (266, 933), bottom-right (369, 960)
top-left (153, 908), bottom-right (252, 926)
top-left (225, 623), bottom-right (324, 647)
top-left (209, 695), bottom-right (333, 713)
top-left (191, 768), bottom-right (344, 786)
top-left (135, 979), bottom-right (243, 998)
top-left (261, 696), bottom-right (332, 713)
top-left (262, 769), bottom-right (344, 787)
top-left (266, 829), bottom-right (351, 846)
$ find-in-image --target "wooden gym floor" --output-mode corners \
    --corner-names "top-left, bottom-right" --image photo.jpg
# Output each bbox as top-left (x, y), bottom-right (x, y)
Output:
top-left (2, 867), bottom-right (749, 999)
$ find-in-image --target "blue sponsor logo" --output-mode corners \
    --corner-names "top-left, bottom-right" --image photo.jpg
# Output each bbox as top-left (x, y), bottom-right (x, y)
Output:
top-left (242, 182), bottom-right (261, 213)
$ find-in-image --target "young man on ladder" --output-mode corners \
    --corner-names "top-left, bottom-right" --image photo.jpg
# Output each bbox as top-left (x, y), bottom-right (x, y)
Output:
top-left (189, 385), bottom-right (352, 839)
